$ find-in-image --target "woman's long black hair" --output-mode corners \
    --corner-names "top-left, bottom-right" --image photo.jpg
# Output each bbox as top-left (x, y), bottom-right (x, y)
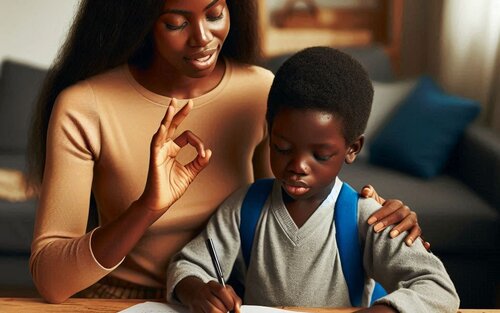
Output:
top-left (27, 0), bottom-right (261, 187)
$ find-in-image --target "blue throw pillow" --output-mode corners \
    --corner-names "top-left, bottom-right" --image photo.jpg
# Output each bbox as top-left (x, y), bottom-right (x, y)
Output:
top-left (369, 76), bottom-right (480, 178)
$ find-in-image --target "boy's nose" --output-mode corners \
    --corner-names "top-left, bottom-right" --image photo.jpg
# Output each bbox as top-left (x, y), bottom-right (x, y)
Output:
top-left (286, 156), bottom-right (309, 175)
top-left (189, 20), bottom-right (213, 47)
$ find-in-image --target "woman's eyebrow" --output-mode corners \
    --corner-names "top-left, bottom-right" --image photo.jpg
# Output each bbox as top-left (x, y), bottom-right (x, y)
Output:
top-left (204, 0), bottom-right (221, 11)
top-left (163, 0), bottom-right (220, 15)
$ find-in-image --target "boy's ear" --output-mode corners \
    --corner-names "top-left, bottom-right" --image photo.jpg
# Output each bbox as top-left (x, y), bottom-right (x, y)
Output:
top-left (345, 135), bottom-right (364, 164)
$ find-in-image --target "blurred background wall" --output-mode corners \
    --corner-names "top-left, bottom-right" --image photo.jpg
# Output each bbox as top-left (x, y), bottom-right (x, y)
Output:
top-left (0, 0), bottom-right (80, 68)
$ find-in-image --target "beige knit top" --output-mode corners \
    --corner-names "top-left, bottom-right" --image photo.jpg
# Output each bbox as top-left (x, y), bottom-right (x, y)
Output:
top-left (30, 59), bottom-right (274, 299)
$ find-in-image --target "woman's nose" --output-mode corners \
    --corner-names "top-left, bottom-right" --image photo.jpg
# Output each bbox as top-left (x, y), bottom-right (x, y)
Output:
top-left (189, 20), bottom-right (213, 47)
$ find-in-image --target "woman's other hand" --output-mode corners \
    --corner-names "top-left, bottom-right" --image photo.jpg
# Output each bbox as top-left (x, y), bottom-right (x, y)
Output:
top-left (139, 98), bottom-right (212, 212)
top-left (361, 185), bottom-right (431, 250)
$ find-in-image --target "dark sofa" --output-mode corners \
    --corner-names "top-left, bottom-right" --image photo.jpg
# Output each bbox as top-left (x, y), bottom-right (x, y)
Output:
top-left (0, 60), bottom-right (46, 296)
top-left (0, 53), bottom-right (499, 308)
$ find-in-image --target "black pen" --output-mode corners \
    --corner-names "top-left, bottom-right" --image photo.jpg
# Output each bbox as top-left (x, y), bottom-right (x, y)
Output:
top-left (206, 238), bottom-right (226, 287)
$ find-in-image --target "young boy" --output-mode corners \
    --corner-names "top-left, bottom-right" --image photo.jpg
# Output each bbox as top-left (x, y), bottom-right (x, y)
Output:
top-left (166, 47), bottom-right (459, 313)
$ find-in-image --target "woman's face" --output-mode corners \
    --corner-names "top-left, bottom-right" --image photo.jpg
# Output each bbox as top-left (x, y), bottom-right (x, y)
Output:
top-left (153, 0), bottom-right (230, 78)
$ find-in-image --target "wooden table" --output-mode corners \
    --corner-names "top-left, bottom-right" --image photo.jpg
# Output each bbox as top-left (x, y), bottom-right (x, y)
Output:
top-left (0, 298), bottom-right (498, 313)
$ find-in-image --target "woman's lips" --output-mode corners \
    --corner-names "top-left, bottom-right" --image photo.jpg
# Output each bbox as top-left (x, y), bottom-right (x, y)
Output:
top-left (194, 54), bottom-right (211, 62)
top-left (184, 48), bottom-right (218, 70)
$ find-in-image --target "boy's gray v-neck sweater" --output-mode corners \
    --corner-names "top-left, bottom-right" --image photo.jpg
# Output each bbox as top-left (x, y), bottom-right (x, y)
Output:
top-left (167, 178), bottom-right (459, 313)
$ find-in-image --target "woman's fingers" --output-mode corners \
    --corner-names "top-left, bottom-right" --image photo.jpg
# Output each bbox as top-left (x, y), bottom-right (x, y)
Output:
top-left (369, 200), bottom-right (407, 232)
top-left (160, 98), bottom-right (177, 129)
top-left (173, 130), bottom-right (206, 158)
top-left (153, 98), bottom-right (176, 149)
top-left (153, 99), bottom-right (195, 152)
top-left (421, 237), bottom-right (431, 251)
top-left (156, 101), bottom-right (212, 178)
top-left (361, 185), bottom-right (386, 205)
top-left (389, 210), bottom-right (417, 235)
top-left (361, 185), bottom-right (430, 249)
top-left (152, 106), bottom-right (174, 149)
top-left (380, 211), bottom-right (432, 251)
top-left (173, 130), bottom-right (212, 175)
top-left (386, 210), bottom-right (419, 240)
top-left (167, 99), bottom-right (193, 138)
top-left (186, 149), bottom-right (212, 176)
top-left (158, 98), bottom-right (194, 139)
top-left (401, 218), bottom-right (421, 246)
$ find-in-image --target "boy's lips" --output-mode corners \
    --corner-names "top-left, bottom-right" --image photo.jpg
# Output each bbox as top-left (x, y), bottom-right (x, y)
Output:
top-left (282, 180), bottom-right (310, 196)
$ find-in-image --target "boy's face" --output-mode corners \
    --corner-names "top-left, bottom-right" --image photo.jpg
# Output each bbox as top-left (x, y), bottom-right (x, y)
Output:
top-left (270, 108), bottom-right (362, 202)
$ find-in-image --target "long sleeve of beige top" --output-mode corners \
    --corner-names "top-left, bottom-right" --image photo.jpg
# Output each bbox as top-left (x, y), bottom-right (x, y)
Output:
top-left (29, 59), bottom-right (274, 302)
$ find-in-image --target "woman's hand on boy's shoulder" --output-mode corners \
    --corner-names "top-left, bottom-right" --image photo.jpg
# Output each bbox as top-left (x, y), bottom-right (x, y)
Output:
top-left (360, 185), bottom-right (431, 251)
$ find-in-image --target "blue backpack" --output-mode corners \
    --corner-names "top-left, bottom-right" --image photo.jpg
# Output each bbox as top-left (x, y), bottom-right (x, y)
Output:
top-left (239, 178), bottom-right (386, 306)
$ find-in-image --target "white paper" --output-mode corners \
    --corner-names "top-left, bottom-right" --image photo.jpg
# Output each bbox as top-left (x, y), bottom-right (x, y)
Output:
top-left (118, 302), bottom-right (189, 313)
top-left (242, 305), bottom-right (308, 313)
top-left (118, 302), bottom-right (308, 313)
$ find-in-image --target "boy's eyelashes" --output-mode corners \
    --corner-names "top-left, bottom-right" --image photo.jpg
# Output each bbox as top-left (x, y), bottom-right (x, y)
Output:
top-left (272, 144), bottom-right (290, 154)
top-left (272, 144), bottom-right (333, 161)
top-left (314, 154), bottom-right (333, 161)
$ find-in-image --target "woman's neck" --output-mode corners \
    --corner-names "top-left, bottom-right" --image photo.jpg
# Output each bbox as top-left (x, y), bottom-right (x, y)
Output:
top-left (129, 57), bottom-right (226, 99)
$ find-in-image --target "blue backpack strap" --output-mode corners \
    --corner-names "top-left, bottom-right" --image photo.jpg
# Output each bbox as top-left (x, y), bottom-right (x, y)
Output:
top-left (335, 182), bottom-right (386, 306)
top-left (240, 179), bottom-right (386, 304)
top-left (371, 281), bottom-right (387, 304)
top-left (240, 178), bottom-right (274, 267)
top-left (334, 182), bottom-right (365, 307)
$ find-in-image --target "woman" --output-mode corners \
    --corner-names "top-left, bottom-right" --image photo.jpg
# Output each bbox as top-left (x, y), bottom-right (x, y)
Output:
top-left (28, 0), bottom-right (424, 303)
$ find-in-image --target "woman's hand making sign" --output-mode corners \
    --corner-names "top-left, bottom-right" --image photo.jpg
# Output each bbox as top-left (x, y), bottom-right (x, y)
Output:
top-left (138, 98), bottom-right (212, 212)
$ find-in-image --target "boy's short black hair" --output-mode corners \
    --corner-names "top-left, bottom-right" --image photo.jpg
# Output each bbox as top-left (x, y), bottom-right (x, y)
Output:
top-left (266, 46), bottom-right (373, 144)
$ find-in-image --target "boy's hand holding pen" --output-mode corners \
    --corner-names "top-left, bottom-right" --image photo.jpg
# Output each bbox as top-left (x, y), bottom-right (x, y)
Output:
top-left (173, 239), bottom-right (241, 313)
top-left (205, 238), bottom-right (241, 313)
